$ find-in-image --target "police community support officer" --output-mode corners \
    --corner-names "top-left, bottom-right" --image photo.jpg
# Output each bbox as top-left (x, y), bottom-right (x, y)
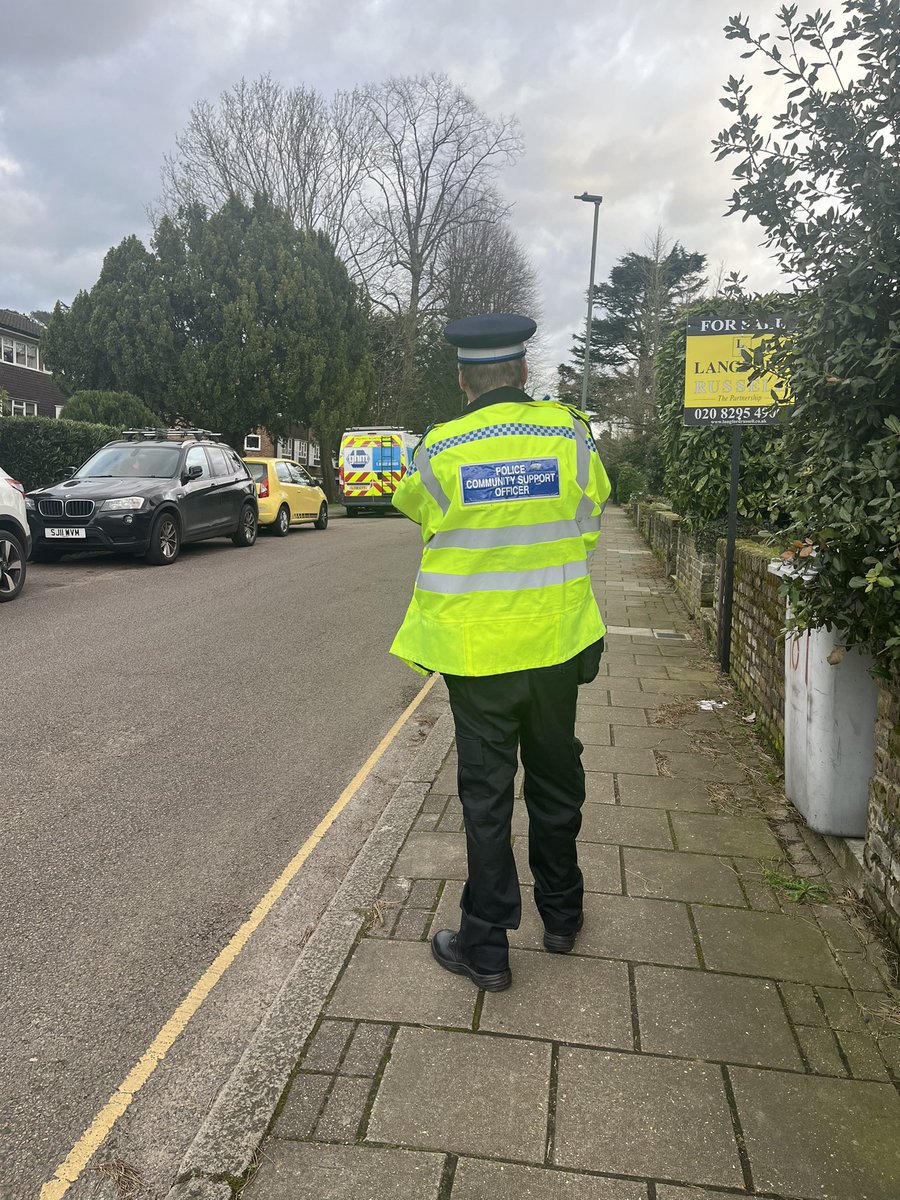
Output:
top-left (390, 313), bottom-right (611, 992)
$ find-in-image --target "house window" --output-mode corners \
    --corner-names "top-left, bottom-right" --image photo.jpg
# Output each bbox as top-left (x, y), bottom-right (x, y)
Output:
top-left (1, 336), bottom-right (40, 369)
top-left (11, 400), bottom-right (38, 417)
top-left (311, 443), bottom-right (321, 465)
top-left (55, 404), bottom-right (64, 419)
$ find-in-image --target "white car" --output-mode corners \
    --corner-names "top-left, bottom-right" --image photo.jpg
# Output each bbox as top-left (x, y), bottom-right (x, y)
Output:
top-left (0, 466), bottom-right (29, 601)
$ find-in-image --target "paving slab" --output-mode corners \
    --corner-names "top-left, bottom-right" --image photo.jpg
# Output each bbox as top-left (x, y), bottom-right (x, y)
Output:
top-left (574, 721), bottom-right (611, 745)
top-left (622, 679), bottom-right (714, 698)
top-left (451, 1160), bottom-right (647, 1199)
top-left (583, 773), bottom-right (616, 804)
top-left (616, 775), bottom-right (713, 812)
top-left (670, 812), bottom-right (780, 858)
top-left (730, 1066), bottom-right (900, 1199)
top-left (838, 1029), bottom-right (892, 1080)
top-left (392, 831), bottom-right (468, 879)
top-left (580, 746), bottom-right (658, 776)
top-left (624, 848), bottom-right (746, 906)
top-left (693, 907), bottom-right (846, 986)
top-left (480, 952), bottom-right (633, 1048)
top-left (244, 1143), bottom-right (444, 1200)
top-left (513, 837), bottom-right (622, 893)
top-left (610, 725), bottom-right (695, 752)
top-left (367, 1027), bottom-right (550, 1162)
top-left (601, 689), bottom-right (666, 710)
top-left (560, 804), bottom-right (671, 850)
top-left (635, 965), bottom-right (802, 1068)
top-left (656, 1190), bottom-right (740, 1200)
top-left (554, 1049), bottom-right (742, 1188)
top-left (578, 704), bottom-right (649, 727)
top-left (272, 1072), bottom-right (332, 1140)
top-left (566, 893), bottom-right (699, 967)
top-left (662, 754), bottom-right (748, 783)
top-left (327, 939), bottom-right (476, 1027)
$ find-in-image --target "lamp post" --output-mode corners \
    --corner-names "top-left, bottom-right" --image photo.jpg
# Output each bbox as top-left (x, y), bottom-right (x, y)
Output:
top-left (575, 192), bottom-right (603, 410)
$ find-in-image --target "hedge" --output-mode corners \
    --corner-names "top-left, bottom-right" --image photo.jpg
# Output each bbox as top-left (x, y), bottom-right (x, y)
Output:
top-left (0, 416), bottom-right (120, 491)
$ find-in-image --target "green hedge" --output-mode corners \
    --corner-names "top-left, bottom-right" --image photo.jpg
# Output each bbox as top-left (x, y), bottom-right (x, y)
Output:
top-left (0, 416), bottom-right (120, 491)
top-left (615, 464), bottom-right (647, 505)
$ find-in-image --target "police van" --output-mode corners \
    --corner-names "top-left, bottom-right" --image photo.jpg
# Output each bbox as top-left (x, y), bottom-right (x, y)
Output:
top-left (339, 427), bottom-right (419, 516)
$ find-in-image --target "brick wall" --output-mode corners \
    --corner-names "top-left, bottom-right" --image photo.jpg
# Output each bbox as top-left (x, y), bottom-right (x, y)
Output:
top-left (648, 509), bottom-right (681, 578)
top-left (864, 678), bottom-right (900, 948)
top-left (627, 505), bottom-right (899, 954)
top-left (715, 538), bottom-right (786, 757)
top-left (675, 530), bottom-right (715, 617)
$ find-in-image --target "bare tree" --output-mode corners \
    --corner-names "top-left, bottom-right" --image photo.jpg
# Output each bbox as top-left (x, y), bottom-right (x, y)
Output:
top-left (157, 75), bottom-right (372, 261)
top-left (437, 199), bottom-right (541, 320)
top-left (356, 74), bottom-right (523, 411)
top-left (156, 71), bottom-right (526, 427)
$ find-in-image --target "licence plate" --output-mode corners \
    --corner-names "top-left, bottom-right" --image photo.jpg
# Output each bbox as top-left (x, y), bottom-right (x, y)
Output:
top-left (46, 527), bottom-right (86, 539)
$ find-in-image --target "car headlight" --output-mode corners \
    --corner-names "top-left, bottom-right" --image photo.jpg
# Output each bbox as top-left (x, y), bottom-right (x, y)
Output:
top-left (101, 497), bottom-right (145, 511)
top-left (24, 496), bottom-right (35, 510)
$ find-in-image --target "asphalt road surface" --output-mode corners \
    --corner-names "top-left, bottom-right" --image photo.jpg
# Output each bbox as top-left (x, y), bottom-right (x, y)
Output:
top-left (0, 511), bottom-right (426, 1198)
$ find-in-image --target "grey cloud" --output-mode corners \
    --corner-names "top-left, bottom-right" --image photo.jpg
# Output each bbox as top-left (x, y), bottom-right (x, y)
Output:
top-left (0, 0), bottom-right (181, 69)
top-left (1, 0), bottom-right (806, 370)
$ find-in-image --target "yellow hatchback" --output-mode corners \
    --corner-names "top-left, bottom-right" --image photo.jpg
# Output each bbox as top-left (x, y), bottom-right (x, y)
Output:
top-left (243, 457), bottom-right (328, 535)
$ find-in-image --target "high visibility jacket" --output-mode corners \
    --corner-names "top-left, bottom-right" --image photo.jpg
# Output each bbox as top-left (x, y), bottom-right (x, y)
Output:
top-left (390, 387), bottom-right (610, 676)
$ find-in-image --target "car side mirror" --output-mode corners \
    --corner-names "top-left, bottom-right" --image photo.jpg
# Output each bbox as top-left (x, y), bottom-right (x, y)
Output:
top-left (61, 466), bottom-right (77, 479)
top-left (183, 464), bottom-right (204, 482)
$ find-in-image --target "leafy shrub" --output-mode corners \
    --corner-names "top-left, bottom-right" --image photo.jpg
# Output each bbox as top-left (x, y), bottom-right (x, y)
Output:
top-left (62, 390), bottom-right (158, 427)
top-left (714, 2), bottom-right (900, 672)
top-left (0, 416), bottom-right (119, 491)
top-left (616, 464), bottom-right (647, 504)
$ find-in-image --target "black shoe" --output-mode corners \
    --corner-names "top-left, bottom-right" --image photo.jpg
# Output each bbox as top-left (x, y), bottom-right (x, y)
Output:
top-left (430, 929), bottom-right (512, 991)
top-left (543, 912), bottom-right (584, 954)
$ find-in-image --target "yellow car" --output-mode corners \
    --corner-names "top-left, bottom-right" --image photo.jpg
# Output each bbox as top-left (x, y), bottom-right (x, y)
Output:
top-left (243, 457), bottom-right (328, 535)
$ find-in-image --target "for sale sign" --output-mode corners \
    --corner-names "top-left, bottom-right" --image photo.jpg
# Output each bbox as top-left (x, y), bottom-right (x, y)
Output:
top-left (683, 315), bottom-right (793, 426)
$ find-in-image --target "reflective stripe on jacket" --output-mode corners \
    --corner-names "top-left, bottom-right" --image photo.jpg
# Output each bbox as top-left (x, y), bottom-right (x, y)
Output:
top-left (389, 390), bottom-right (610, 676)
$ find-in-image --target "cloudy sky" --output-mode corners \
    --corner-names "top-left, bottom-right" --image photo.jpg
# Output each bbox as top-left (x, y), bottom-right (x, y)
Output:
top-left (1, 0), bottom-right (799, 384)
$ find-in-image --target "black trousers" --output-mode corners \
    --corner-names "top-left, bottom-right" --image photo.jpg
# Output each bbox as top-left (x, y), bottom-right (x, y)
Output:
top-left (443, 654), bottom-right (587, 973)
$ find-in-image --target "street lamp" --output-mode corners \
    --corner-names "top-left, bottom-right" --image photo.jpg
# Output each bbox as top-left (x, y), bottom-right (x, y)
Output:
top-left (574, 192), bottom-right (603, 410)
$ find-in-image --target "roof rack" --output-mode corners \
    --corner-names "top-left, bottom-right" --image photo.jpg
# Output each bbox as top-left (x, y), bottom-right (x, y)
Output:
top-left (120, 428), bottom-right (223, 442)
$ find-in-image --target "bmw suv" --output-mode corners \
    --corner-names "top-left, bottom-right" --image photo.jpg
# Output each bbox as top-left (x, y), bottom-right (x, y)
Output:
top-left (26, 429), bottom-right (259, 566)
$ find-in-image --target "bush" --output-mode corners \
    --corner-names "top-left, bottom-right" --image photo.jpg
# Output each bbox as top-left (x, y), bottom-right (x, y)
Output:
top-left (0, 416), bottom-right (120, 491)
top-left (616, 464), bottom-right (647, 504)
top-left (714, 2), bottom-right (900, 673)
top-left (62, 390), bottom-right (158, 427)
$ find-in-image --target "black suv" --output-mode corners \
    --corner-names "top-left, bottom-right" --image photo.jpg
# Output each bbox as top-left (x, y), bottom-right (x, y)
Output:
top-left (26, 429), bottom-right (259, 566)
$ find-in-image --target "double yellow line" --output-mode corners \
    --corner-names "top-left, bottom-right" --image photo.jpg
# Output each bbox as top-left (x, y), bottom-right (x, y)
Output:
top-left (41, 674), bottom-right (437, 1199)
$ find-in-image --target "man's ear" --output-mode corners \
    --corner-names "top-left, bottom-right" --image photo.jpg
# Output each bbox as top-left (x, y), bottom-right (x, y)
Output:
top-left (521, 360), bottom-right (529, 387)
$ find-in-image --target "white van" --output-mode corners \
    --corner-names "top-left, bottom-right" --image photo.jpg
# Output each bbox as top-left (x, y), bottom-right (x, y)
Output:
top-left (339, 428), bottom-right (419, 516)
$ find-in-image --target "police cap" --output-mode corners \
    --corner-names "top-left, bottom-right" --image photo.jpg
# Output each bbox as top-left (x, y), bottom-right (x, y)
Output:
top-left (444, 313), bottom-right (537, 364)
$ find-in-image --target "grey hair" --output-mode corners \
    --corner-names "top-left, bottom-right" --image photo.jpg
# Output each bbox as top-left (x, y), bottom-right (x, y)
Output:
top-left (459, 357), bottom-right (526, 398)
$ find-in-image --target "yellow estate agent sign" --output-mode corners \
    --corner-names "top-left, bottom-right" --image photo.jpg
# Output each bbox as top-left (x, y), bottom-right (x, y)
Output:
top-left (683, 314), bottom-right (793, 426)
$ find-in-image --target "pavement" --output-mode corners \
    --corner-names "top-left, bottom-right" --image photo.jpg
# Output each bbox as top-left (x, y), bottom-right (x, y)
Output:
top-left (168, 507), bottom-right (900, 1200)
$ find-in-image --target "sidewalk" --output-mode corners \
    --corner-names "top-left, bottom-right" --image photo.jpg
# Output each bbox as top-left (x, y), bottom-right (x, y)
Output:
top-left (240, 507), bottom-right (900, 1200)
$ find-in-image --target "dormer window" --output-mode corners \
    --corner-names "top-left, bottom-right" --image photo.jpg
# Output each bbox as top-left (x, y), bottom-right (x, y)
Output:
top-left (1, 335), bottom-right (39, 370)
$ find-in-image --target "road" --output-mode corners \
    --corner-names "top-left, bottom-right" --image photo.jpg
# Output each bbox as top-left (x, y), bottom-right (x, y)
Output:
top-left (0, 512), bottom-right (425, 1198)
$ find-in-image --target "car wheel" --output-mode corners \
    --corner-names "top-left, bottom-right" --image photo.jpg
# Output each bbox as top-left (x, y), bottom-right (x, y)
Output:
top-left (146, 511), bottom-right (181, 565)
top-left (232, 503), bottom-right (258, 547)
top-left (0, 530), bottom-right (26, 601)
top-left (274, 504), bottom-right (290, 537)
top-left (313, 502), bottom-right (328, 530)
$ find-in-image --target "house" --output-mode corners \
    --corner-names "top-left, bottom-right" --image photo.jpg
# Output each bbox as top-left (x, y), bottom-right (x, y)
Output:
top-left (244, 424), bottom-right (334, 486)
top-left (0, 309), bottom-right (66, 418)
